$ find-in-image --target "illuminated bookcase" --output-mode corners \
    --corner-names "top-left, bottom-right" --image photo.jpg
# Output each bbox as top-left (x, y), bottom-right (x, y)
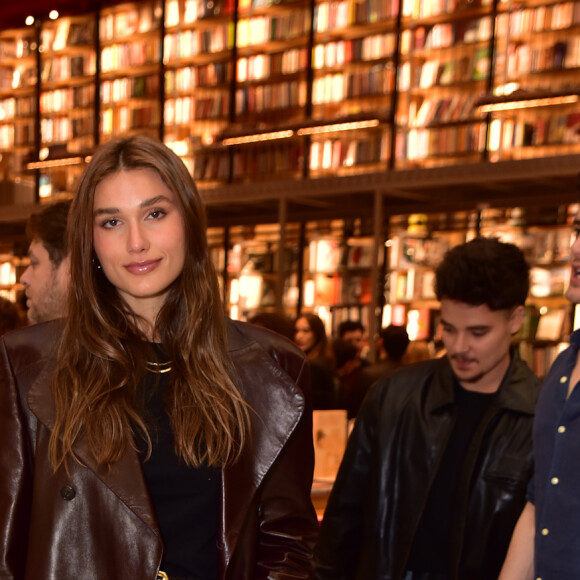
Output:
top-left (396, 0), bottom-right (493, 167)
top-left (163, 0), bottom-right (234, 178)
top-left (309, 0), bottom-right (398, 176)
top-left (225, 0), bottom-right (313, 183)
top-left (99, 0), bottom-right (163, 143)
top-left (0, 26), bottom-right (37, 188)
top-left (38, 13), bottom-right (97, 197)
top-left (485, 0), bottom-right (580, 161)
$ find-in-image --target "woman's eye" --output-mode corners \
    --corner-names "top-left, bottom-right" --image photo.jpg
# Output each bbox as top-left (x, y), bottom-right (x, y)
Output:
top-left (148, 209), bottom-right (166, 220)
top-left (102, 218), bottom-right (120, 228)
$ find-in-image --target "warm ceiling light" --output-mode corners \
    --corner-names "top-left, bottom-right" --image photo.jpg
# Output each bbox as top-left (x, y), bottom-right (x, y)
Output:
top-left (478, 95), bottom-right (579, 112)
top-left (222, 130), bottom-right (294, 146)
top-left (25, 15), bottom-right (35, 25)
top-left (297, 119), bottom-right (380, 135)
top-left (27, 157), bottom-right (84, 169)
top-left (49, 10), bottom-right (59, 20)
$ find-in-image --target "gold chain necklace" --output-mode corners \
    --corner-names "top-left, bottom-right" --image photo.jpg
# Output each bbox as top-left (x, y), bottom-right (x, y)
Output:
top-left (146, 360), bottom-right (173, 374)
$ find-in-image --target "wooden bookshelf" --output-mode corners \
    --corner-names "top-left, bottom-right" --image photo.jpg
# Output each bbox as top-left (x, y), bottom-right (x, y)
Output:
top-left (0, 26), bottom-right (37, 188)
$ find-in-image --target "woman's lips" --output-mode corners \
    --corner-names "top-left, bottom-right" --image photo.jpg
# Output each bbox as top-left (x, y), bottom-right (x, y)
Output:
top-left (124, 259), bottom-right (161, 275)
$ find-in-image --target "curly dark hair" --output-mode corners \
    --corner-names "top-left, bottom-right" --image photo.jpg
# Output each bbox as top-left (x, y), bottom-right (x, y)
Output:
top-left (434, 236), bottom-right (529, 310)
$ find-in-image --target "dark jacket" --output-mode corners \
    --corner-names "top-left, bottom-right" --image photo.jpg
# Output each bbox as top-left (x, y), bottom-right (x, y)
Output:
top-left (315, 350), bottom-right (541, 580)
top-left (0, 319), bottom-right (319, 580)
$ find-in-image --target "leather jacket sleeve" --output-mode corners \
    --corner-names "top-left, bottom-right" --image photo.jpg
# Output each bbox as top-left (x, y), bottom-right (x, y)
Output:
top-left (0, 337), bottom-right (34, 578)
top-left (224, 322), bottom-right (320, 579)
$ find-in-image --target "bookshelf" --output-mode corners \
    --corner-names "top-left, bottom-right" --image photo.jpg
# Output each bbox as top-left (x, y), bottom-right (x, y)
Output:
top-left (0, 26), bottom-right (37, 189)
top-left (37, 13), bottom-right (97, 198)
top-left (163, 0), bottom-right (234, 178)
top-left (396, 2), bottom-right (493, 167)
top-left (99, 1), bottom-right (163, 142)
top-left (2, 0), bottom-right (580, 337)
top-left (485, 0), bottom-right (580, 161)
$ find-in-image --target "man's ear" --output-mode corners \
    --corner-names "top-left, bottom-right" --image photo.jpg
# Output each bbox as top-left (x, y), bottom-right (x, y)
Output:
top-left (509, 305), bottom-right (525, 335)
top-left (58, 254), bottom-right (71, 285)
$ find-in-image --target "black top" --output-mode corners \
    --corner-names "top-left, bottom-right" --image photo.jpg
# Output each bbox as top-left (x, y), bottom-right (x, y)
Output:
top-left (135, 347), bottom-right (221, 580)
top-left (406, 380), bottom-right (496, 574)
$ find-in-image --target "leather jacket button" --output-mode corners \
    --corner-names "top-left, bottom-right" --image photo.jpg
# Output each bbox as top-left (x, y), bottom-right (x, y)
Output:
top-left (60, 486), bottom-right (76, 501)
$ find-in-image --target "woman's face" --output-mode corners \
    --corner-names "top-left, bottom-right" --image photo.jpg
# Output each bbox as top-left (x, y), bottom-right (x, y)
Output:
top-left (294, 317), bottom-right (316, 352)
top-left (92, 168), bottom-right (187, 325)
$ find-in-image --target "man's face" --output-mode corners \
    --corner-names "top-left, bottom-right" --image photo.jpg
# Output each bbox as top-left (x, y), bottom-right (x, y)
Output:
top-left (342, 329), bottom-right (365, 354)
top-left (566, 213), bottom-right (580, 304)
top-left (19, 240), bottom-right (70, 324)
top-left (440, 299), bottom-right (524, 393)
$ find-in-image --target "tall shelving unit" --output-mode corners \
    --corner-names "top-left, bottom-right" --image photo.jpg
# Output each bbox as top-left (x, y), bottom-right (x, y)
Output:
top-left (2, 0), bottom-right (580, 341)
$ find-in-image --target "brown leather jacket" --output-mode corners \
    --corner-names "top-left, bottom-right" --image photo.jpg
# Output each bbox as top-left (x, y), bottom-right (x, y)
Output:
top-left (0, 319), bottom-right (319, 580)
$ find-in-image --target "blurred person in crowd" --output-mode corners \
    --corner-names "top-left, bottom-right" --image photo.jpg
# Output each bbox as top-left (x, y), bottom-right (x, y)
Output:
top-left (338, 320), bottom-right (367, 360)
top-left (499, 207), bottom-right (580, 580)
top-left (0, 135), bottom-right (319, 579)
top-left (347, 324), bottom-right (411, 419)
top-left (295, 312), bottom-right (336, 409)
top-left (332, 337), bottom-right (363, 416)
top-left (248, 310), bottom-right (295, 341)
top-left (19, 199), bottom-right (71, 324)
top-left (403, 339), bottom-right (434, 364)
top-left (315, 237), bottom-right (541, 580)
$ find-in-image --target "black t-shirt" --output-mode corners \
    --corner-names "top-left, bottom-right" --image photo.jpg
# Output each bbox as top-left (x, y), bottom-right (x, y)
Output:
top-left (135, 350), bottom-right (221, 580)
top-left (406, 380), bottom-right (496, 574)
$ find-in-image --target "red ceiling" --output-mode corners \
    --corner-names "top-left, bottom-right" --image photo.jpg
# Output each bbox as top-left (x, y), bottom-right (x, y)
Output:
top-left (0, 0), bottom-right (122, 31)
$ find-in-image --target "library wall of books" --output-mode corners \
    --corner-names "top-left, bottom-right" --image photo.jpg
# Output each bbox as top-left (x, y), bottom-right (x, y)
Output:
top-left (2, 0), bottom-right (580, 377)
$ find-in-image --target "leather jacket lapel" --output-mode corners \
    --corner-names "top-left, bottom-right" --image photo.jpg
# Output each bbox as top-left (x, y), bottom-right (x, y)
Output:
top-left (26, 357), bottom-right (160, 534)
top-left (222, 334), bottom-right (305, 565)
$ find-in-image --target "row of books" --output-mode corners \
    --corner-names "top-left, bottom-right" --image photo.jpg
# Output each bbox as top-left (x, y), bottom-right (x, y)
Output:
top-left (101, 75), bottom-right (160, 103)
top-left (402, 123), bottom-right (486, 160)
top-left (41, 54), bottom-right (96, 83)
top-left (500, 38), bottom-right (577, 78)
top-left (41, 19), bottom-right (95, 52)
top-left (312, 66), bottom-right (395, 104)
top-left (412, 17), bottom-right (491, 51)
top-left (0, 123), bottom-right (34, 148)
top-left (409, 93), bottom-right (480, 127)
top-left (312, 34), bottom-right (397, 69)
top-left (237, 13), bottom-right (311, 48)
top-left (310, 131), bottom-right (390, 172)
top-left (101, 106), bottom-right (161, 134)
top-left (487, 115), bottom-right (580, 151)
top-left (414, 49), bottom-right (490, 89)
top-left (0, 36), bottom-right (33, 60)
top-left (166, 0), bottom-right (231, 25)
top-left (100, 4), bottom-right (162, 41)
top-left (237, 49), bottom-right (307, 81)
top-left (314, 0), bottom-right (399, 31)
top-left (40, 117), bottom-right (94, 144)
top-left (164, 26), bottom-right (232, 60)
top-left (0, 66), bottom-right (35, 91)
top-left (309, 133), bottom-right (390, 171)
top-left (101, 41), bottom-right (161, 73)
top-left (40, 86), bottom-right (94, 113)
top-left (498, 1), bottom-right (580, 37)
top-left (0, 96), bottom-right (35, 121)
top-left (401, 0), bottom-right (491, 20)
top-left (235, 80), bottom-right (306, 113)
top-left (165, 64), bottom-right (231, 92)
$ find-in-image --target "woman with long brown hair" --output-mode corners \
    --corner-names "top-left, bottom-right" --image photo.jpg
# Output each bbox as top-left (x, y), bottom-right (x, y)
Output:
top-left (0, 135), bottom-right (318, 579)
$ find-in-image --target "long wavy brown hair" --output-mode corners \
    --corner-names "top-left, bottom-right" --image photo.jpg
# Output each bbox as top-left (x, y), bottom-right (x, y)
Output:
top-left (49, 135), bottom-right (250, 471)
